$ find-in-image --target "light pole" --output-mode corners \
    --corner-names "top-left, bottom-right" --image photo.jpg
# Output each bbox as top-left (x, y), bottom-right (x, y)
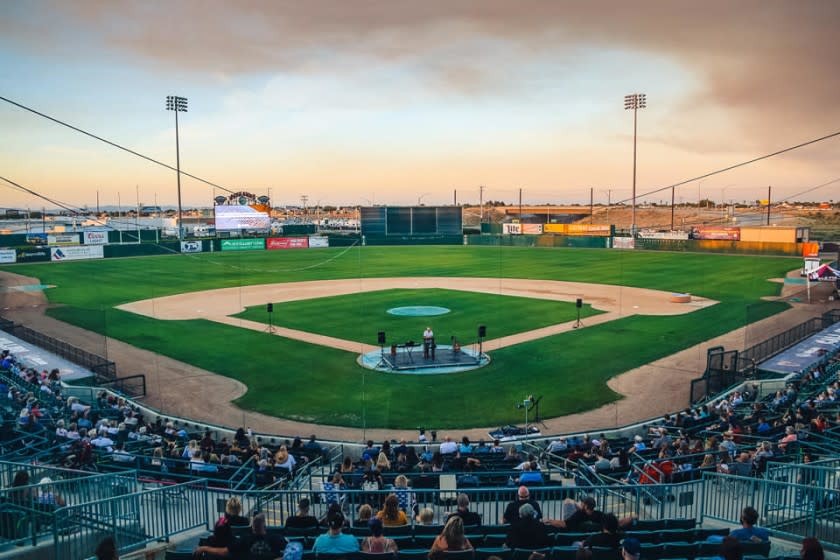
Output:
top-left (166, 95), bottom-right (188, 239)
top-left (624, 93), bottom-right (646, 236)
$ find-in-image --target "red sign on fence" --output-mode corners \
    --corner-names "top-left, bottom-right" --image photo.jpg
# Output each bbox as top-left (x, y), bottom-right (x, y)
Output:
top-left (266, 237), bottom-right (309, 250)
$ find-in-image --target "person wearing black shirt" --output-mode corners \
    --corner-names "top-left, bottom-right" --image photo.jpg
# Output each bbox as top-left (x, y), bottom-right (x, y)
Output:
top-left (506, 503), bottom-right (552, 549)
top-left (230, 514), bottom-right (287, 560)
top-left (448, 494), bottom-right (482, 527)
top-left (285, 498), bottom-right (320, 530)
top-left (545, 497), bottom-right (635, 530)
top-left (583, 513), bottom-right (622, 551)
top-left (503, 486), bottom-right (543, 524)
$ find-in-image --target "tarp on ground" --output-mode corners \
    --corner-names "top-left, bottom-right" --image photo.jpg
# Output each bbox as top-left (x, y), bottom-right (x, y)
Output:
top-left (757, 321), bottom-right (840, 377)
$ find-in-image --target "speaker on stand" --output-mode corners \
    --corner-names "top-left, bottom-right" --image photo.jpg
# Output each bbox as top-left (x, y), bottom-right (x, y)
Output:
top-left (376, 331), bottom-right (387, 368)
top-left (573, 298), bottom-right (583, 329)
top-left (265, 303), bottom-right (275, 333)
top-left (477, 325), bottom-right (486, 362)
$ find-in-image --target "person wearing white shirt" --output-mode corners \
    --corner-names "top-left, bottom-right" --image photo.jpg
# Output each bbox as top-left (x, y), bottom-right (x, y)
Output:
top-left (439, 436), bottom-right (458, 454)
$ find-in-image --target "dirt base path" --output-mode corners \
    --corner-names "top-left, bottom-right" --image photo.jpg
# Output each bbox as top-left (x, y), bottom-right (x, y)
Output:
top-left (117, 277), bottom-right (716, 352)
top-left (1, 269), bottom-right (836, 442)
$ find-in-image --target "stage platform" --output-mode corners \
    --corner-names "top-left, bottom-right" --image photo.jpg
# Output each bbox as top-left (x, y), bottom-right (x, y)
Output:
top-left (358, 344), bottom-right (489, 375)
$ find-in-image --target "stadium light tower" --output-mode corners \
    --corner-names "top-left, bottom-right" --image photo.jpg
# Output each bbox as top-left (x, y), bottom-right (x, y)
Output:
top-left (624, 93), bottom-right (646, 236)
top-left (166, 95), bottom-right (188, 239)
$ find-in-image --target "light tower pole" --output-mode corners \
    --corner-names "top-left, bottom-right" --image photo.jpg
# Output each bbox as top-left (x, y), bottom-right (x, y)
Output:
top-left (624, 93), bottom-right (646, 236)
top-left (166, 95), bottom-right (188, 239)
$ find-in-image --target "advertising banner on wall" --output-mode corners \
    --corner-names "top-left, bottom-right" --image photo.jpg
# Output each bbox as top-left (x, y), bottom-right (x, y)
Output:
top-left (180, 241), bottom-right (203, 253)
top-left (267, 237), bottom-right (309, 250)
top-left (220, 238), bottom-right (265, 251)
top-left (566, 224), bottom-right (612, 237)
top-left (522, 224), bottom-right (543, 234)
top-left (26, 234), bottom-right (47, 245)
top-left (308, 237), bottom-right (329, 248)
top-left (503, 223), bottom-right (522, 234)
top-left (612, 237), bottom-right (635, 249)
top-left (82, 231), bottom-right (108, 245)
top-left (638, 230), bottom-right (690, 240)
top-left (0, 249), bottom-right (16, 264)
top-left (48, 233), bottom-right (80, 245)
top-left (50, 245), bottom-right (104, 262)
top-left (16, 248), bottom-right (51, 263)
top-left (692, 226), bottom-right (740, 240)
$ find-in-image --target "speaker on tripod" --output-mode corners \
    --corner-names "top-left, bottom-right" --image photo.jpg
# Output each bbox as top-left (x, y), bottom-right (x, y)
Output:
top-left (573, 299), bottom-right (583, 328)
top-left (266, 303), bottom-right (275, 333)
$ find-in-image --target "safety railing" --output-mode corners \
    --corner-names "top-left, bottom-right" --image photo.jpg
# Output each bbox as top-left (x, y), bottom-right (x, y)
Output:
top-left (700, 471), bottom-right (840, 551)
top-left (53, 479), bottom-right (210, 560)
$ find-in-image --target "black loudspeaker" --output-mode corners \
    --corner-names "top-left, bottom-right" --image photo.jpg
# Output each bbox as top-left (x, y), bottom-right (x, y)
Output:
top-left (266, 303), bottom-right (274, 313)
top-left (377, 331), bottom-right (386, 345)
top-left (478, 325), bottom-right (486, 338)
top-left (576, 298), bottom-right (582, 308)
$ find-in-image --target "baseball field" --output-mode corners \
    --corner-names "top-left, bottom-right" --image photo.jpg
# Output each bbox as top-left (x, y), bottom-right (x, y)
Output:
top-left (2, 245), bottom-right (795, 429)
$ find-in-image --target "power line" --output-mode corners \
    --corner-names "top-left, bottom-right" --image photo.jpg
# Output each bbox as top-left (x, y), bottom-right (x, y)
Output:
top-left (0, 95), bottom-right (236, 194)
top-left (614, 130), bottom-right (840, 205)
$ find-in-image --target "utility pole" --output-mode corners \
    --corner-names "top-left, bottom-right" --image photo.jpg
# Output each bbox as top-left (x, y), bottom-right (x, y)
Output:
top-left (767, 186), bottom-right (771, 226)
top-left (671, 186), bottom-right (675, 231)
top-left (590, 187), bottom-right (594, 224)
top-left (454, 189), bottom-right (457, 206)
top-left (607, 189), bottom-right (611, 224)
top-left (518, 188), bottom-right (523, 222)
top-left (301, 195), bottom-right (309, 222)
top-left (479, 185), bottom-right (485, 222)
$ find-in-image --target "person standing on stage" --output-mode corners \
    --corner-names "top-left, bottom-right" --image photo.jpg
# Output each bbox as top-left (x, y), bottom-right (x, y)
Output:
top-left (423, 326), bottom-right (434, 359)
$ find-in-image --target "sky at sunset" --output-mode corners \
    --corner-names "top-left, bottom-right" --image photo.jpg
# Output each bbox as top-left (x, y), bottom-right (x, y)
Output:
top-left (1, 1), bottom-right (839, 210)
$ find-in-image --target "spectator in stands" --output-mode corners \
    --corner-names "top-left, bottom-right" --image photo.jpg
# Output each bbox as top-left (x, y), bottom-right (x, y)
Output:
top-left (756, 417), bottom-right (771, 435)
top-left (611, 449), bottom-right (630, 470)
top-left (194, 496), bottom-right (249, 557)
top-left (506, 503), bottom-right (551, 549)
top-left (778, 426), bottom-right (797, 452)
top-left (591, 453), bottom-right (612, 474)
top-left (286, 498), bottom-right (320, 529)
top-left (699, 454), bottom-right (716, 469)
top-left (491, 439), bottom-right (505, 453)
top-left (376, 451), bottom-right (391, 472)
top-left (304, 434), bottom-right (323, 454)
top-left (35, 477), bottom-right (65, 507)
top-left (393, 474), bottom-right (416, 514)
top-left (800, 537), bottom-right (824, 560)
top-left (518, 462), bottom-right (544, 485)
top-left (628, 435), bottom-right (646, 454)
top-left (459, 437), bottom-right (473, 454)
top-left (230, 513), bottom-right (286, 559)
top-left (112, 442), bottom-right (134, 463)
top-left (361, 518), bottom-right (398, 553)
top-left (720, 536), bottom-right (744, 560)
top-left (475, 440), bottom-right (490, 454)
top-left (582, 513), bottom-right (621, 550)
top-left (355, 504), bottom-right (374, 527)
top-left (545, 497), bottom-right (634, 530)
top-left (730, 506), bottom-right (770, 543)
top-left (546, 437), bottom-right (568, 454)
top-left (10, 470), bottom-right (32, 505)
top-left (416, 507), bottom-right (436, 526)
top-left (95, 536), bottom-right (119, 560)
top-left (448, 493), bottom-right (481, 527)
top-left (377, 494), bottom-right (408, 526)
top-left (621, 537), bottom-right (641, 560)
top-left (503, 486), bottom-right (542, 523)
top-left (440, 436), bottom-right (458, 454)
top-left (313, 510), bottom-right (359, 554)
top-left (323, 472), bottom-right (346, 509)
top-left (275, 445), bottom-right (297, 472)
top-left (429, 516), bottom-right (473, 560)
top-left (339, 456), bottom-right (354, 475)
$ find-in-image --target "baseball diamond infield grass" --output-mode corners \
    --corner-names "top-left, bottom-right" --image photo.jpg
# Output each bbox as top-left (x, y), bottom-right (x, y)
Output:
top-left (1, 245), bottom-right (795, 428)
top-left (233, 288), bottom-right (603, 345)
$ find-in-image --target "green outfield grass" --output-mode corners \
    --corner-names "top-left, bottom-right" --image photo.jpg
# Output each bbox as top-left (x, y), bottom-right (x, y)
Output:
top-left (1, 245), bottom-right (795, 428)
top-left (234, 288), bottom-right (602, 345)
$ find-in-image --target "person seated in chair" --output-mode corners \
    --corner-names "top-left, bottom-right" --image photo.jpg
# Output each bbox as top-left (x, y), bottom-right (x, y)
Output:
top-left (313, 510), bottom-right (359, 554)
top-left (729, 506), bottom-right (770, 543)
top-left (285, 498), bottom-right (320, 529)
top-left (506, 503), bottom-right (551, 549)
top-left (448, 493), bottom-right (481, 527)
